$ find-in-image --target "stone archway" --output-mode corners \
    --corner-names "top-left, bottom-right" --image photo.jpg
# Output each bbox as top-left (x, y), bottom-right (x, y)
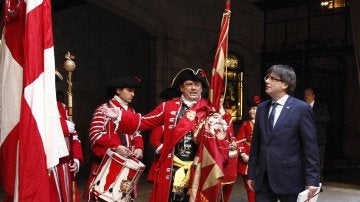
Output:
top-left (88, 0), bottom-right (173, 99)
top-left (87, 0), bottom-right (170, 37)
top-left (52, 1), bottom-right (174, 164)
top-left (228, 40), bottom-right (263, 99)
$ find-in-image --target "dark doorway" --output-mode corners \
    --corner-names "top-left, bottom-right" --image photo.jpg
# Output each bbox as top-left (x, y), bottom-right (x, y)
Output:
top-left (52, 2), bottom-right (153, 163)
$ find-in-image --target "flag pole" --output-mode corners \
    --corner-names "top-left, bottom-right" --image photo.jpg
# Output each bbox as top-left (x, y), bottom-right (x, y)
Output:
top-left (63, 51), bottom-right (77, 202)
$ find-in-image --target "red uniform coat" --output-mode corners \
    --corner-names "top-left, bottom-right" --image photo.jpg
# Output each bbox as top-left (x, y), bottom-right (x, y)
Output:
top-left (84, 97), bottom-right (144, 200)
top-left (147, 126), bottom-right (164, 182)
top-left (49, 102), bottom-right (83, 202)
top-left (236, 120), bottom-right (254, 175)
top-left (119, 98), bottom-right (210, 202)
top-left (57, 102), bottom-right (83, 161)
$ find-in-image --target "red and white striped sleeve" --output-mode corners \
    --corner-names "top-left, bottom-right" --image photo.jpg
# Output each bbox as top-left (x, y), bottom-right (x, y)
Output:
top-left (89, 104), bottom-right (114, 158)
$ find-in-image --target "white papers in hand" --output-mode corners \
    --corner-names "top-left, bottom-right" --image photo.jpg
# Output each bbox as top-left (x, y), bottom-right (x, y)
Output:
top-left (296, 183), bottom-right (322, 202)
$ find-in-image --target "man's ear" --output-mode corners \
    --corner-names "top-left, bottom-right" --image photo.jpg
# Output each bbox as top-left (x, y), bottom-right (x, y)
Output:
top-left (179, 84), bottom-right (184, 93)
top-left (116, 88), bottom-right (122, 95)
top-left (282, 83), bottom-right (289, 91)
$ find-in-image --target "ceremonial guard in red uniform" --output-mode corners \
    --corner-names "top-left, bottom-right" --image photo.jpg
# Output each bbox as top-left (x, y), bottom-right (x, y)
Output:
top-left (103, 68), bottom-right (230, 201)
top-left (83, 76), bottom-right (144, 201)
top-left (49, 72), bottom-right (83, 202)
top-left (236, 96), bottom-right (261, 202)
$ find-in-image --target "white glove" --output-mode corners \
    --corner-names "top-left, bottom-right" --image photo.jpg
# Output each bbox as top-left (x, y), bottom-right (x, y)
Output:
top-left (69, 158), bottom-right (80, 174)
top-left (102, 106), bottom-right (122, 122)
top-left (66, 120), bottom-right (76, 133)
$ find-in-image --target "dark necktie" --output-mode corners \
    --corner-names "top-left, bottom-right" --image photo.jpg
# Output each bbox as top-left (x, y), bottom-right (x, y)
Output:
top-left (268, 102), bottom-right (278, 131)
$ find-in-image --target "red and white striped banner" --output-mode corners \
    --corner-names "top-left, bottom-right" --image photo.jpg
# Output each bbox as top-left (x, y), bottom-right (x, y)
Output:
top-left (0, 0), bottom-right (68, 201)
top-left (209, 0), bottom-right (231, 112)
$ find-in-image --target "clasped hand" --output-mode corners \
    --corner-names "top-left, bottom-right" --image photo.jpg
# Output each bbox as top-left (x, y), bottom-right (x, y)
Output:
top-left (116, 146), bottom-right (143, 160)
top-left (69, 159), bottom-right (80, 174)
top-left (66, 120), bottom-right (76, 133)
top-left (307, 186), bottom-right (319, 199)
top-left (229, 139), bottom-right (238, 151)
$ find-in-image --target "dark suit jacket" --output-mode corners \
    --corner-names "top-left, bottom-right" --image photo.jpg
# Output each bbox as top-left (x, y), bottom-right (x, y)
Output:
top-left (248, 96), bottom-right (320, 194)
top-left (312, 101), bottom-right (330, 144)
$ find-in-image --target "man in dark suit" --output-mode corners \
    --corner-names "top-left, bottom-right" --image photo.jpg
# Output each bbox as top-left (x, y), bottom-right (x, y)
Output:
top-left (304, 88), bottom-right (330, 185)
top-left (247, 65), bottom-right (320, 202)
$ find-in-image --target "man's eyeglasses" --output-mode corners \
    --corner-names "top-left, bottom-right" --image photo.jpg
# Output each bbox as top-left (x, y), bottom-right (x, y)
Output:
top-left (264, 75), bottom-right (282, 82)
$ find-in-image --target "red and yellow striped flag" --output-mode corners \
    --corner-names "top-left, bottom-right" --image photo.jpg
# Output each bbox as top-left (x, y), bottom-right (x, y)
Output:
top-left (209, 0), bottom-right (231, 112)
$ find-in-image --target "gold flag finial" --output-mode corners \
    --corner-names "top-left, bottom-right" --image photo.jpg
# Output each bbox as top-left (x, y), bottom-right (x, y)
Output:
top-left (64, 51), bottom-right (76, 72)
top-left (63, 51), bottom-right (76, 121)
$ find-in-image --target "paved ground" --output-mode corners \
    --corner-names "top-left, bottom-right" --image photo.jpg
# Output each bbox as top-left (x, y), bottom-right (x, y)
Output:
top-left (2, 162), bottom-right (360, 201)
top-left (75, 168), bottom-right (360, 202)
top-left (79, 177), bottom-right (360, 202)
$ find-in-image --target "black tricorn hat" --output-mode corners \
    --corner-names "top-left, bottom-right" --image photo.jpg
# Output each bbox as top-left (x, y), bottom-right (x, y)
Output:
top-left (171, 68), bottom-right (209, 89)
top-left (105, 76), bottom-right (141, 89)
top-left (159, 68), bottom-right (209, 98)
top-left (247, 95), bottom-right (261, 107)
top-left (159, 87), bottom-right (177, 100)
